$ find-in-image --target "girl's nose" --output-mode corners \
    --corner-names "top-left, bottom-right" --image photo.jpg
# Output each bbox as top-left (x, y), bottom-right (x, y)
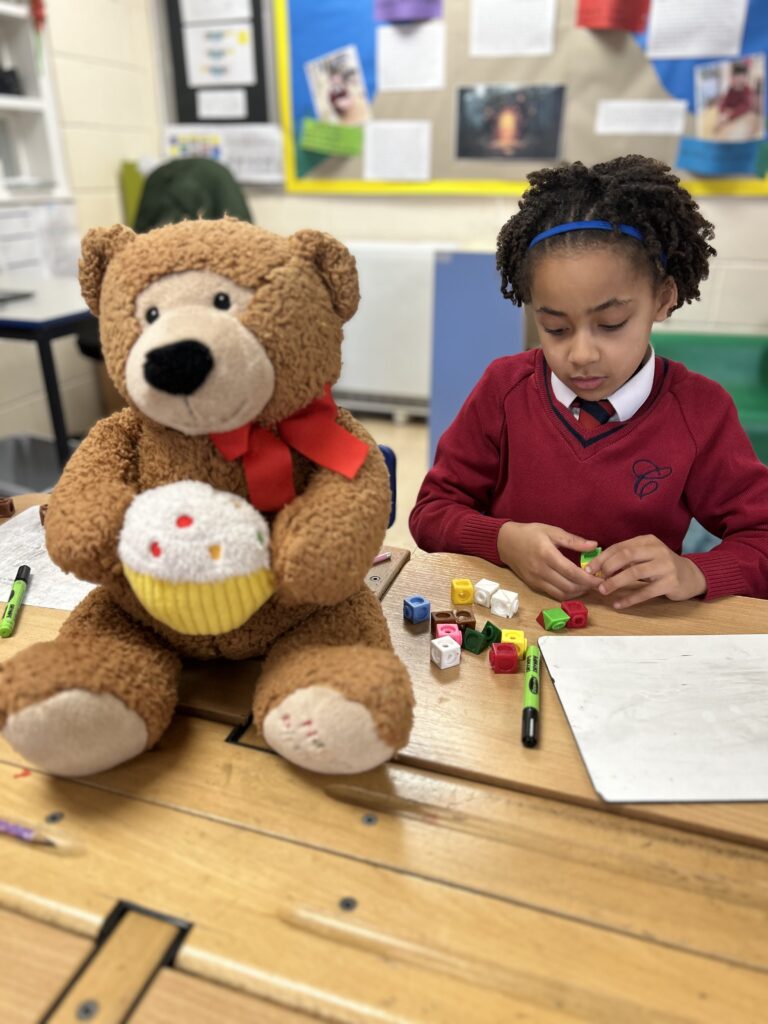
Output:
top-left (568, 328), bottom-right (600, 367)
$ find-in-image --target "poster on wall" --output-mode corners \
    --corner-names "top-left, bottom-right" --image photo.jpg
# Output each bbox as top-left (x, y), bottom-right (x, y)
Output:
top-left (165, 0), bottom-right (268, 122)
top-left (694, 54), bottom-right (766, 143)
top-left (304, 45), bottom-right (372, 125)
top-left (456, 84), bottom-right (565, 159)
top-left (182, 22), bottom-right (257, 88)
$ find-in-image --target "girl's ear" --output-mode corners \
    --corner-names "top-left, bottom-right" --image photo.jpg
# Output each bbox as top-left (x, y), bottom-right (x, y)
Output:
top-left (653, 277), bottom-right (679, 322)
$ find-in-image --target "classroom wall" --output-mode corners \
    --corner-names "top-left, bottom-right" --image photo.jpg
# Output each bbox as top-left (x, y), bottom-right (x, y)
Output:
top-left (247, 193), bottom-right (768, 336)
top-left (0, 0), bottom-right (164, 446)
top-left (3, 2), bottom-right (766, 453)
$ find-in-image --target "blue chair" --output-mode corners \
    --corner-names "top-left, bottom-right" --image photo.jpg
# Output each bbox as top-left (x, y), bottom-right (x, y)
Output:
top-left (378, 444), bottom-right (396, 528)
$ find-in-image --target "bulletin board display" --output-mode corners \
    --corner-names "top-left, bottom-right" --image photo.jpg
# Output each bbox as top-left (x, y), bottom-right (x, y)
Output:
top-left (165, 0), bottom-right (268, 123)
top-left (274, 0), bottom-right (768, 196)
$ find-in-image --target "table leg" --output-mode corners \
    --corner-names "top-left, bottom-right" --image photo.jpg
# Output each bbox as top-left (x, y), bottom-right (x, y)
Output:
top-left (36, 334), bottom-right (71, 469)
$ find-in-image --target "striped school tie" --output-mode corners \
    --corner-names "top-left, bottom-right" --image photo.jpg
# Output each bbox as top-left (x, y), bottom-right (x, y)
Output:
top-left (571, 398), bottom-right (616, 435)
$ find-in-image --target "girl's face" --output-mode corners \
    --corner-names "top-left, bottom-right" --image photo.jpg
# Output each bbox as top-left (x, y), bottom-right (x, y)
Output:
top-left (529, 247), bottom-right (677, 400)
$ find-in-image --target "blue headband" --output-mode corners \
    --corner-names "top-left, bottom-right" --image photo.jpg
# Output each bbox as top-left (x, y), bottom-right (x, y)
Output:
top-left (528, 220), bottom-right (667, 267)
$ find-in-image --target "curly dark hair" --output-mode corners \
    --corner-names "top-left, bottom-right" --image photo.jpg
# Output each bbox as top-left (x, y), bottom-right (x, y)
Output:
top-left (496, 155), bottom-right (716, 310)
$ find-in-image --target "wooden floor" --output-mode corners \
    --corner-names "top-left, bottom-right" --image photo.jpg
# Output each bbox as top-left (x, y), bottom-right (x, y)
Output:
top-left (2, 519), bottom-right (768, 1019)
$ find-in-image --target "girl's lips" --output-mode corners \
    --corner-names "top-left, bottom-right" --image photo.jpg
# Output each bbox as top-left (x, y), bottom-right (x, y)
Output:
top-left (572, 376), bottom-right (606, 391)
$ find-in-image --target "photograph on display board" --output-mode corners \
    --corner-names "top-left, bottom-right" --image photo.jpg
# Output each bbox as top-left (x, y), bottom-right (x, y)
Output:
top-left (304, 45), bottom-right (371, 125)
top-left (456, 84), bottom-right (565, 160)
top-left (695, 54), bottom-right (766, 143)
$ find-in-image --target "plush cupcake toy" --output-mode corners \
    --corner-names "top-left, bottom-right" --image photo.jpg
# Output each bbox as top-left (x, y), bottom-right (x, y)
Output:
top-left (118, 481), bottom-right (273, 635)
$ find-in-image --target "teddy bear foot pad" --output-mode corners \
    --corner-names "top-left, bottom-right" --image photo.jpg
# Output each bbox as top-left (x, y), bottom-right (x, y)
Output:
top-left (3, 689), bottom-right (148, 777)
top-left (262, 685), bottom-right (394, 775)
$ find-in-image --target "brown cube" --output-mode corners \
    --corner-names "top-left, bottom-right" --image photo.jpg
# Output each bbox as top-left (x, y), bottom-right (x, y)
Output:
top-left (430, 610), bottom-right (457, 637)
top-left (453, 608), bottom-right (476, 632)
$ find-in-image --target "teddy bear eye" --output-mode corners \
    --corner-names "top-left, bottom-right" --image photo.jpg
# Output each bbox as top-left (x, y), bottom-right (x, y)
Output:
top-left (145, 306), bottom-right (159, 324)
top-left (213, 292), bottom-right (231, 310)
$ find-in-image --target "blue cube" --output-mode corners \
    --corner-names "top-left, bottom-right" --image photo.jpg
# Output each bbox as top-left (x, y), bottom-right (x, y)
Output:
top-left (403, 594), bottom-right (430, 623)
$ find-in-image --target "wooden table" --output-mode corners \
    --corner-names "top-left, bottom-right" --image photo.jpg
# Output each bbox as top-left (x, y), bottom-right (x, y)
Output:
top-left (2, 541), bottom-right (768, 1022)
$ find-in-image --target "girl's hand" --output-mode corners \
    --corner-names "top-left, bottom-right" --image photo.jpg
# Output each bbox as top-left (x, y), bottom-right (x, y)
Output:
top-left (497, 521), bottom-right (602, 601)
top-left (586, 535), bottom-right (707, 609)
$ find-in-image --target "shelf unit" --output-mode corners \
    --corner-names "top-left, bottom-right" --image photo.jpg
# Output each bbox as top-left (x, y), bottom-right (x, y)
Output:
top-left (0, 1), bottom-right (68, 200)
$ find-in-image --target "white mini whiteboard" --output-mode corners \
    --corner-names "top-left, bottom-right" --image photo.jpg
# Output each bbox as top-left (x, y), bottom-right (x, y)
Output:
top-left (540, 634), bottom-right (768, 804)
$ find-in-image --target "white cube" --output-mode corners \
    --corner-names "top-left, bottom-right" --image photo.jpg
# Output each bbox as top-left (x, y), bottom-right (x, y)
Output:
top-left (474, 578), bottom-right (500, 607)
top-left (430, 635), bottom-right (461, 669)
top-left (490, 589), bottom-right (519, 618)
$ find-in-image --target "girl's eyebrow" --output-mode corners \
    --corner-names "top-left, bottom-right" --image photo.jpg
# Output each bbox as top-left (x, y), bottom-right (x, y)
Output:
top-left (535, 297), bottom-right (633, 317)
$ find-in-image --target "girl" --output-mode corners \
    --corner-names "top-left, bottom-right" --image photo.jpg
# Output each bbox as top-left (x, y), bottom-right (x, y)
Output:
top-left (409, 156), bottom-right (768, 607)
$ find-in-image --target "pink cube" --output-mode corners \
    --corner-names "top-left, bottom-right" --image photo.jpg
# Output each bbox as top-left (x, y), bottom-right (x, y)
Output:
top-left (436, 623), bottom-right (462, 646)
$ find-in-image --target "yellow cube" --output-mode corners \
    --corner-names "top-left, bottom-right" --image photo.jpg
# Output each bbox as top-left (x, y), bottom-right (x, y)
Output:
top-left (501, 629), bottom-right (527, 656)
top-left (451, 578), bottom-right (474, 605)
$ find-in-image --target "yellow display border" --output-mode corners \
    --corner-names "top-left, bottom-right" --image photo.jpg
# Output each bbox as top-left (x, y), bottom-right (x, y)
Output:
top-left (274, 0), bottom-right (768, 198)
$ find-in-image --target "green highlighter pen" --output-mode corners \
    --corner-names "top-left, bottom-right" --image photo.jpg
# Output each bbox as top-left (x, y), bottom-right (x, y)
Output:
top-left (0, 565), bottom-right (31, 638)
top-left (522, 643), bottom-right (541, 748)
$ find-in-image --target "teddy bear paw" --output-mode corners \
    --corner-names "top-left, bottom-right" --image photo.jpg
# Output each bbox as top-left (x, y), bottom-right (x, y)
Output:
top-left (2, 689), bottom-right (148, 777)
top-left (262, 685), bottom-right (394, 775)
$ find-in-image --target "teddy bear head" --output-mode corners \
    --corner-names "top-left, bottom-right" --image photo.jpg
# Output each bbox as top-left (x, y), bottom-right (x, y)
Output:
top-left (79, 218), bottom-right (360, 434)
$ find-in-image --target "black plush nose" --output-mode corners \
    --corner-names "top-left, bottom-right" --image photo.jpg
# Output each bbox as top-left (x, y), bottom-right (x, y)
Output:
top-left (143, 340), bottom-right (214, 395)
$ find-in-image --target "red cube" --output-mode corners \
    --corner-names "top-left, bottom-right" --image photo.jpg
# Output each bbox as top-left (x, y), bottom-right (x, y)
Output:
top-left (561, 599), bottom-right (588, 629)
top-left (489, 642), bottom-right (519, 674)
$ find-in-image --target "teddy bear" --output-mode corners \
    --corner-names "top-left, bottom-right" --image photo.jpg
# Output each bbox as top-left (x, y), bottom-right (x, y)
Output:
top-left (0, 217), bottom-right (414, 777)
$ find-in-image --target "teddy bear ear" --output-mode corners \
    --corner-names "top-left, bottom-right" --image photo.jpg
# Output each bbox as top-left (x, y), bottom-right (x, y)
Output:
top-left (79, 224), bottom-right (136, 315)
top-left (289, 229), bottom-right (360, 322)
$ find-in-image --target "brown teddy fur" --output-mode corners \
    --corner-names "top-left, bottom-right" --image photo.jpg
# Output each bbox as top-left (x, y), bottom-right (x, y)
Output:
top-left (0, 218), bottom-right (414, 777)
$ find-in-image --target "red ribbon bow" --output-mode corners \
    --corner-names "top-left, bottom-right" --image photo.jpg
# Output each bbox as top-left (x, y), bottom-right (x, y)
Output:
top-left (210, 386), bottom-right (369, 512)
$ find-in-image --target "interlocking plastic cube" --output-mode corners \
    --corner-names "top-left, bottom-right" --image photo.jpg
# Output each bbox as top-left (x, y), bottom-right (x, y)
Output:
top-left (436, 623), bottom-right (463, 646)
top-left (536, 607), bottom-right (570, 631)
top-left (453, 608), bottom-right (476, 632)
top-left (430, 635), bottom-right (461, 669)
top-left (481, 620), bottom-right (502, 645)
top-left (489, 642), bottom-right (519, 674)
top-left (403, 594), bottom-right (430, 624)
top-left (474, 578), bottom-right (500, 607)
top-left (500, 629), bottom-right (527, 656)
top-left (430, 610), bottom-right (456, 637)
top-left (561, 599), bottom-right (588, 629)
top-left (451, 578), bottom-right (474, 605)
top-left (580, 547), bottom-right (602, 569)
top-left (462, 628), bottom-right (489, 654)
top-left (490, 589), bottom-right (519, 618)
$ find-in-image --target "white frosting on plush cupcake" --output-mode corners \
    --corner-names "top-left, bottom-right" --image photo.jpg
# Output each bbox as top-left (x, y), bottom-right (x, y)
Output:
top-left (118, 481), bottom-right (270, 583)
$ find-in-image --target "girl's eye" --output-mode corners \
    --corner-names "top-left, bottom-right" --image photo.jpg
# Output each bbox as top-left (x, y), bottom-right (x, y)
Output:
top-left (543, 327), bottom-right (566, 336)
top-left (146, 306), bottom-right (159, 324)
top-left (213, 292), bottom-right (231, 310)
top-left (600, 319), bottom-right (629, 332)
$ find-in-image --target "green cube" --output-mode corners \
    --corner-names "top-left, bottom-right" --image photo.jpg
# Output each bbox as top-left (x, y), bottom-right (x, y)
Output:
top-left (481, 620), bottom-right (502, 644)
top-left (580, 547), bottom-right (601, 569)
top-left (542, 608), bottom-right (570, 631)
top-left (462, 628), bottom-right (489, 654)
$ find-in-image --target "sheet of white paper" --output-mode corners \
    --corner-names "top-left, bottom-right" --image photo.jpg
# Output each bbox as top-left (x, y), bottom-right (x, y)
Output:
top-left (595, 99), bottom-right (688, 135)
top-left (217, 124), bottom-right (284, 183)
top-left (376, 21), bottom-right (446, 92)
top-left (0, 507), bottom-right (95, 613)
top-left (540, 634), bottom-right (768, 803)
top-left (363, 121), bottom-right (432, 180)
top-left (164, 123), bottom-right (283, 183)
top-left (646, 0), bottom-right (748, 59)
top-left (180, 0), bottom-right (252, 24)
top-left (195, 88), bottom-right (248, 119)
top-left (470, 0), bottom-right (557, 57)
top-left (182, 22), bottom-right (256, 89)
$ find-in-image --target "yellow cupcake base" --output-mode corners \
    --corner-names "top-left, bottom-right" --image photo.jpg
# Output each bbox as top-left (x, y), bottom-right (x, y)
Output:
top-left (124, 566), bottom-right (275, 636)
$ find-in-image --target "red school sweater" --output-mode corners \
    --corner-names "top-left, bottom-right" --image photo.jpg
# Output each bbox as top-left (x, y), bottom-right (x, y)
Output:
top-left (409, 348), bottom-right (768, 600)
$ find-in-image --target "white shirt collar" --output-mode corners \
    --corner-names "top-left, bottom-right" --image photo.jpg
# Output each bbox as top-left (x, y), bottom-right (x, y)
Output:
top-left (550, 347), bottom-right (656, 422)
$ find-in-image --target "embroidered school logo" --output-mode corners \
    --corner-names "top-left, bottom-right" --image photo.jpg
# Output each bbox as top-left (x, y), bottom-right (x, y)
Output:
top-left (632, 459), bottom-right (672, 498)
